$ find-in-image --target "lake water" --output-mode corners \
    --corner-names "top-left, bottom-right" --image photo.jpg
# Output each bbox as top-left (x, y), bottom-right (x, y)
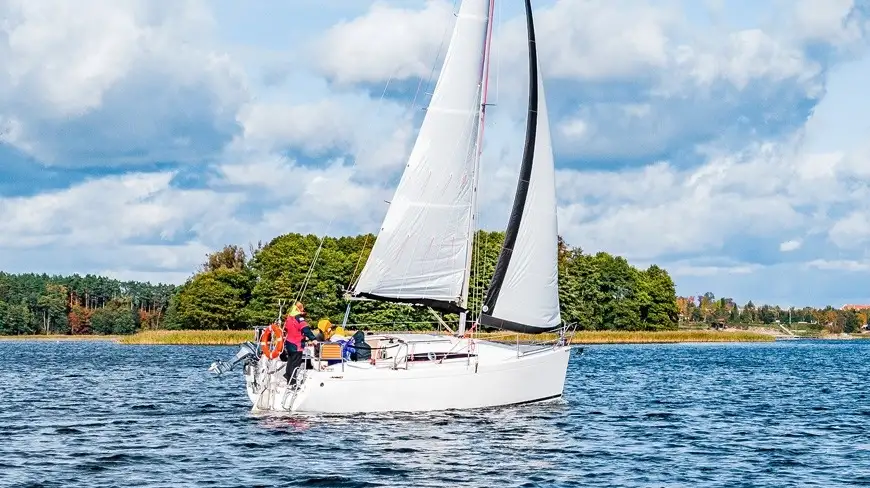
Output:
top-left (1, 339), bottom-right (868, 487)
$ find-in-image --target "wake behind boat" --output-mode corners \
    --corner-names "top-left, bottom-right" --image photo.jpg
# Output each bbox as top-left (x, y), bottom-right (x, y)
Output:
top-left (210, 0), bottom-right (578, 414)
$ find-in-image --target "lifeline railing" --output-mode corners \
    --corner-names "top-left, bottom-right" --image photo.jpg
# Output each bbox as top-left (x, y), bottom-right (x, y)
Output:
top-left (465, 322), bottom-right (579, 358)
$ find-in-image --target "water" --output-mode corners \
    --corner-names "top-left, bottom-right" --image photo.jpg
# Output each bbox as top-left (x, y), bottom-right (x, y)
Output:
top-left (1, 340), bottom-right (869, 487)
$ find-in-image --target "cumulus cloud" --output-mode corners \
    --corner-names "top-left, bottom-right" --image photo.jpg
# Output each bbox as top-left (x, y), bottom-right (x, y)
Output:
top-left (214, 154), bottom-right (393, 231)
top-left (0, 156), bottom-right (393, 279)
top-left (0, 0), bottom-right (247, 166)
top-left (555, 134), bottom-right (870, 263)
top-left (233, 94), bottom-right (413, 172)
top-left (310, 0), bottom-right (860, 169)
top-left (313, 0), bottom-right (455, 85)
top-left (0, 172), bottom-right (242, 248)
top-left (2, 0), bottom-right (870, 309)
top-left (788, 0), bottom-right (869, 48)
top-left (779, 239), bottom-right (802, 252)
top-left (828, 211), bottom-right (870, 248)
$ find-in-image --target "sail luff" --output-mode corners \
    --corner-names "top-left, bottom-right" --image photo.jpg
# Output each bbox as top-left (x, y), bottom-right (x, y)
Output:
top-left (351, 0), bottom-right (491, 311)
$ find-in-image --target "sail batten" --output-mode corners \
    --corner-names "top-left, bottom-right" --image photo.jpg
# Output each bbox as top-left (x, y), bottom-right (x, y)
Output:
top-left (479, 0), bottom-right (562, 334)
top-left (351, 0), bottom-right (490, 307)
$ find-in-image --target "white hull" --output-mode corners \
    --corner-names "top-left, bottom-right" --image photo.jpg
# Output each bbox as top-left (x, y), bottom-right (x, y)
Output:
top-left (243, 334), bottom-right (572, 414)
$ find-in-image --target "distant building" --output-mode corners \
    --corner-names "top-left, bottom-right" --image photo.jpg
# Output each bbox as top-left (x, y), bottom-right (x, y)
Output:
top-left (842, 304), bottom-right (870, 311)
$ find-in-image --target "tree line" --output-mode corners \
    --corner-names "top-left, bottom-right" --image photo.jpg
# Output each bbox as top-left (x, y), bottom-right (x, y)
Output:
top-left (6, 233), bottom-right (866, 336)
top-left (0, 272), bottom-right (175, 335)
top-left (678, 293), bottom-right (866, 334)
top-left (165, 232), bottom-right (682, 332)
top-left (0, 231), bottom-right (683, 335)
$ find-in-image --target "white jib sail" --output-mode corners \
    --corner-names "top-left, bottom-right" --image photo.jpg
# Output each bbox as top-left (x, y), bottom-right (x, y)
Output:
top-left (487, 58), bottom-right (561, 329)
top-left (352, 0), bottom-right (490, 306)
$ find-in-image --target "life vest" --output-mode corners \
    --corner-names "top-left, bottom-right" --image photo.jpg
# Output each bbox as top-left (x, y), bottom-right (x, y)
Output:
top-left (284, 313), bottom-right (307, 350)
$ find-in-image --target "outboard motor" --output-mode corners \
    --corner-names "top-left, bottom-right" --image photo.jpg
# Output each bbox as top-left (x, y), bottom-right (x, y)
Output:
top-left (209, 341), bottom-right (259, 376)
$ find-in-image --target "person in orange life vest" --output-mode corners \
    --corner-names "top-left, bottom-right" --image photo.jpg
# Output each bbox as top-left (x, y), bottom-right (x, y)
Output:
top-left (283, 301), bottom-right (318, 385)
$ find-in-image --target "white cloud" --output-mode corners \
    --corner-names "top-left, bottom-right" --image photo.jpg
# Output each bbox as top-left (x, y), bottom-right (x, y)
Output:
top-left (0, 0), bottom-right (247, 165)
top-left (313, 0), bottom-right (455, 85)
top-left (554, 137), bottom-right (870, 262)
top-left (0, 155), bottom-right (393, 280)
top-left (559, 119), bottom-right (588, 139)
top-left (0, 172), bottom-right (243, 248)
top-left (828, 211), bottom-right (870, 248)
top-left (804, 259), bottom-right (870, 271)
top-left (496, 1), bottom-right (828, 162)
top-left (528, 0), bottom-right (673, 80)
top-left (789, 0), bottom-right (866, 47)
top-left (206, 153), bottom-right (395, 243)
top-left (2, 0), bottom-right (870, 309)
top-left (234, 95), bottom-right (413, 172)
top-left (667, 263), bottom-right (762, 277)
top-left (779, 239), bottom-right (802, 252)
top-left (674, 28), bottom-right (821, 92)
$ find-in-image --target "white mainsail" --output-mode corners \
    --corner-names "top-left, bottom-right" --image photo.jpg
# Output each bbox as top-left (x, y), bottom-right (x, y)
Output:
top-left (352, 0), bottom-right (490, 309)
top-left (482, 57), bottom-right (561, 330)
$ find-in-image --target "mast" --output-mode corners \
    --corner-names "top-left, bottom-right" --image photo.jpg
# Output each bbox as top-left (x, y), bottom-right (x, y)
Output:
top-left (458, 0), bottom-right (496, 336)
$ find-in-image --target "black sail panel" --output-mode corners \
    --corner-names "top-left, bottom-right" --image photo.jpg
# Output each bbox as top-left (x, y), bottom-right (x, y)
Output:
top-left (479, 0), bottom-right (543, 334)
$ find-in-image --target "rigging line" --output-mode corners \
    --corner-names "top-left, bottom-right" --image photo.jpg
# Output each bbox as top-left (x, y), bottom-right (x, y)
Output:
top-left (474, 0), bottom-right (496, 165)
top-left (347, 234), bottom-right (371, 290)
top-left (472, 230), bottom-right (481, 319)
top-left (297, 64), bottom-right (400, 303)
top-left (417, 0), bottom-right (458, 110)
top-left (472, 230), bottom-right (489, 319)
top-left (495, 0), bottom-right (502, 105)
top-left (465, 0), bottom-right (496, 318)
top-left (296, 243), bottom-right (325, 303)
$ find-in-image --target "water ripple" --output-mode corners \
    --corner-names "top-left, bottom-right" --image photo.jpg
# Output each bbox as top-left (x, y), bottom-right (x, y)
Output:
top-left (1, 340), bottom-right (869, 487)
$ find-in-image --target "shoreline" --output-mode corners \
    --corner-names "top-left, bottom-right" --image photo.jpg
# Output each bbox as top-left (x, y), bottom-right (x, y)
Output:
top-left (0, 334), bottom-right (120, 342)
top-left (3, 329), bottom-right (866, 346)
top-left (0, 329), bottom-right (785, 345)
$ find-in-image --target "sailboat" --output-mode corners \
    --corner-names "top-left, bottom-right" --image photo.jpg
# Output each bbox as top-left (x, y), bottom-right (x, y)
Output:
top-left (210, 0), bottom-right (576, 414)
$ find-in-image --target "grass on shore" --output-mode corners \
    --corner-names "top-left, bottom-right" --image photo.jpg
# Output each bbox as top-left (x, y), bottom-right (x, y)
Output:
top-left (118, 330), bottom-right (253, 345)
top-left (112, 328), bottom-right (775, 345)
top-left (541, 330), bottom-right (771, 344)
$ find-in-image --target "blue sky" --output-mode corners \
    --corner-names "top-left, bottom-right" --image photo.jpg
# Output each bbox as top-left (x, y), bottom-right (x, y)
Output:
top-left (1, 0), bottom-right (869, 308)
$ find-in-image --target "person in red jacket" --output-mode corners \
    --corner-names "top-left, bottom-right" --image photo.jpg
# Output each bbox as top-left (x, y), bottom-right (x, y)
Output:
top-left (283, 301), bottom-right (318, 386)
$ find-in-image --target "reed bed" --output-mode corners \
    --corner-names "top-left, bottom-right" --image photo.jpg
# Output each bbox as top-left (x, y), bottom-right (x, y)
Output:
top-left (113, 328), bottom-right (773, 346)
top-left (562, 330), bottom-right (773, 344)
top-left (404, 330), bottom-right (773, 344)
top-left (118, 330), bottom-right (254, 345)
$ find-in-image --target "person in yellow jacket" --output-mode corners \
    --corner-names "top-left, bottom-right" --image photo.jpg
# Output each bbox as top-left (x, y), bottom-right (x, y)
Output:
top-left (331, 325), bottom-right (347, 339)
top-left (313, 318), bottom-right (349, 341)
top-left (316, 319), bottom-right (333, 341)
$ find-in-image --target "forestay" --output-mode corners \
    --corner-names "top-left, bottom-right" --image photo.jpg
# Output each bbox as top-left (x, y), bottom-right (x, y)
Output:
top-left (480, 0), bottom-right (561, 333)
top-left (352, 0), bottom-right (490, 312)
